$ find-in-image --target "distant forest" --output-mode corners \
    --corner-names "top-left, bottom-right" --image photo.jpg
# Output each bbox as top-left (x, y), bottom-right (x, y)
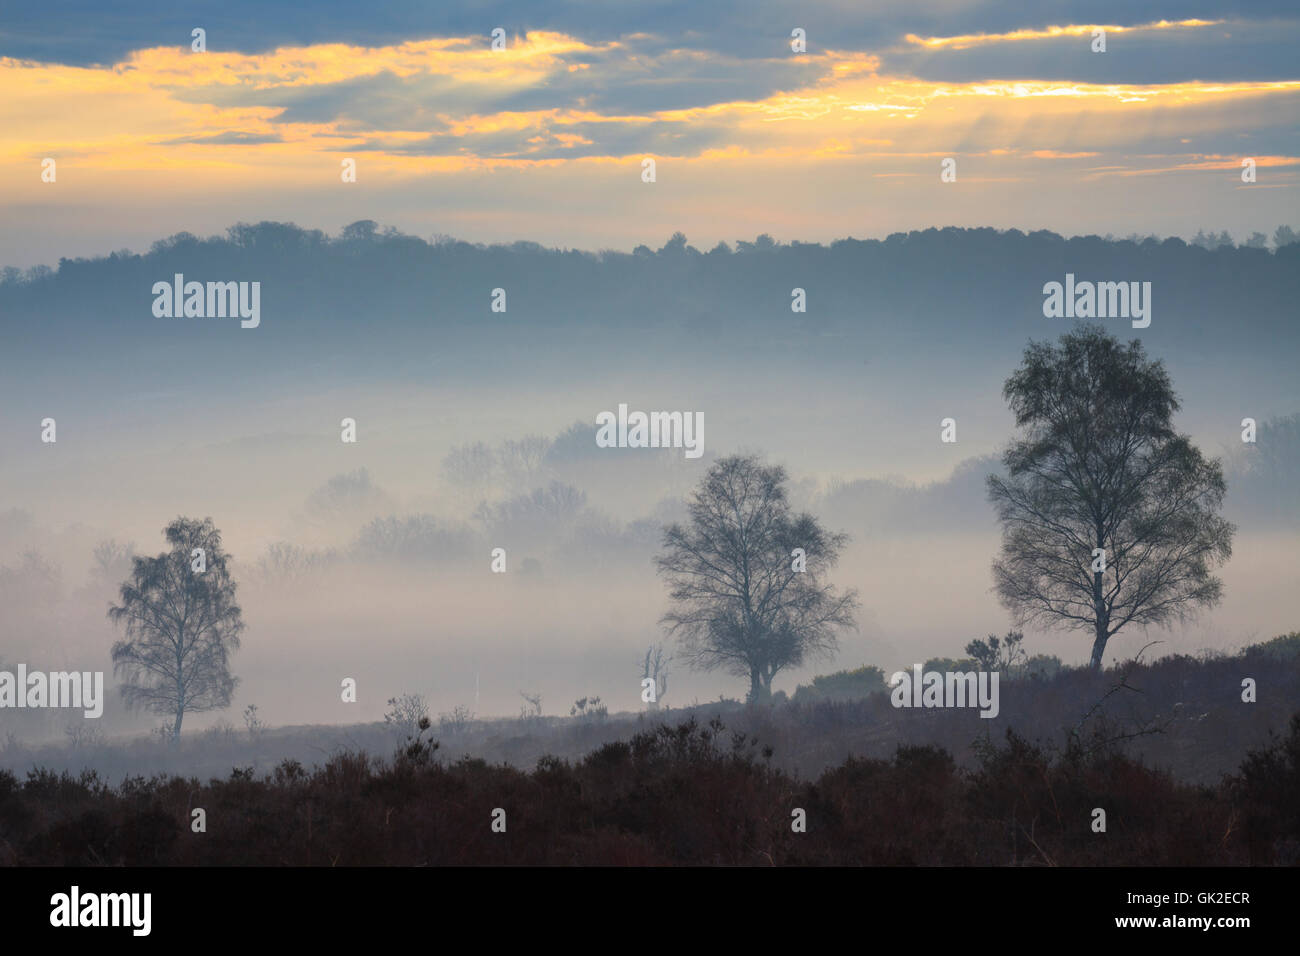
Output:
top-left (3, 223), bottom-right (1298, 344)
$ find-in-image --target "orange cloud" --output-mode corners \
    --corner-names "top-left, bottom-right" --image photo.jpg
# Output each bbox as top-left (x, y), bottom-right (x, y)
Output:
top-left (0, 29), bottom-right (1296, 194)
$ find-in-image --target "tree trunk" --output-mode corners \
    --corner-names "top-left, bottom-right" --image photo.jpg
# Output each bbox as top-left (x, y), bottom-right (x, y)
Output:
top-left (173, 663), bottom-right (185, 742)
top-left (1090, 548), bottom-right (1108, 670)
top-left (1089, 622), bottom-right (1108, 671)
top-left (174, 625), bottom-right (185, 742)
top-left (748, 666), bottom-right (764, 702)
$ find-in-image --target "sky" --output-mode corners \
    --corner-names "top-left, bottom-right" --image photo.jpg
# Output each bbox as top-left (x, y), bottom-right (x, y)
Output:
top-left (2, 1), bottom-right (1298, 266)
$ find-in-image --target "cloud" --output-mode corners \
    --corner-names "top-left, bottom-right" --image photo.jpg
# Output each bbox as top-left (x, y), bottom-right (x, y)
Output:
top-left (7, 0), bottom-right (1300, 68)
top-left (172, 37), bottom-right (826, 132)
top-left (352, 115), bottom-right (737, 160)
top-left (157, 130), bottom-right (284, 145)
top-left (0, 5), bottom-right (1296, 263)
top-left (886, 18), bottom-right (1300, 84)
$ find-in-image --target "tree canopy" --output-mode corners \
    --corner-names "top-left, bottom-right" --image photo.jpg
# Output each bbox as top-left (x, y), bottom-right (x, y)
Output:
top-left (988, 325), bottom-right (1235, 669)
top-left (108, 516), bottom-right (244, 739)
top-left (656, 454), bottom-right (858, 700)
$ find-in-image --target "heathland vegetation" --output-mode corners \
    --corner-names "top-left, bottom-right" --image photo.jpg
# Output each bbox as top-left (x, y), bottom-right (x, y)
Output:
top-left (2, 633), bottom-right (1296, 864)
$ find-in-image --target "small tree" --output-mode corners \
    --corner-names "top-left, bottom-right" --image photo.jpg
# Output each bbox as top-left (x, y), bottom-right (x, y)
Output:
top-left (964, 631), bottom-right (1028, 673)
top-left (383, 693), bottom-right (429, 742)
top-left (64, 720), bottom-right (104, 751)
top-left (988, 326), bottom-right (1235, 670)
top-left (438, 705), bottom-right (474, 735)
top-left (641, 644), bottom-right (672, 709)
top-left (91, 539), bottom-right (135, 584)
top-left (395, 716), bottom-right (439, 766)
top-left (108, 517), bottom-right (243, 741)
top-left (656, 454), bottom-right (859, 701)
top-left (570, 696), bottom-right (608, 721)
top-left (242, 703), bottom-right (265, 739)
top-left (519, 691), bottom-right (543, 722)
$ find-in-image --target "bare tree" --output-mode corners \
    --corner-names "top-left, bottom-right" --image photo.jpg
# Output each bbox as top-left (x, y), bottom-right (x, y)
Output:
top-left (350, 515), bottom-right (474, 564)
top-left (641, 643), bottom-right (672, 709)
top-left (64, 720), bottom-right (104, 751)
top-left (438, 705), bottom-right (474, 735)
top-left (497, 435), bottom-right (552, 490)
top-left (988, 325), bottom-right (1235, 670)
top-left (91, 539), bottom-right (135, 583)
top-left (108, 517), bottom-right (244, 741)
top-left (384, 693), bottom-right (429, 742)
top-left (304, 467), bottom-right (391, 517)
top-left (518, 690), bottom-right (543, 722)
top-left (442, 441), bottom-right (496, 490)
top-left (656, 454), bottom-right (859, 701)
top-left (242, 703), bottom-right (265, 739)
top-left (254, 541), bottom-right (338, 584)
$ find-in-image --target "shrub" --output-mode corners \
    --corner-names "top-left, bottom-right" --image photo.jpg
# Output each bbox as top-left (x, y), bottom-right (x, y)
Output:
top-left (384, 694), bottom-right (429, 742)
top-left (791, 665), bottom-right (887, 703)
top-left (1252, 631), bottom-right (1300, 660)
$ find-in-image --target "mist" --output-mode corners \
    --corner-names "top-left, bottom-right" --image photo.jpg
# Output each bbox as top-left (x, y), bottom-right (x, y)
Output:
top-left (0, 224), bottom-right (1295, 751)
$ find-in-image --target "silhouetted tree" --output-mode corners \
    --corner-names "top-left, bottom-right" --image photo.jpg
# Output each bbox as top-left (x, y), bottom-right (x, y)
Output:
top-left (519, 691), bottom-right (543, 722)
top-left (497, 435), bottom-right (552, 490)
top-left (641, 643), bottom-right (672, 709)
top-left (964, 631), bottom-right (1027, 672)
top-left (350, 515), bottom-right (473, 564)
top-left (383, 693), bottom-right (429, 743)
top-left (91, 538), bottom-right (135, 583)
top-left (656, 454), bottom-right (858, 701)
top-left (1238, 413), bottom-right (1300, 525)
top-left (442, 441), bottom-right (496, 489)
top-left (988, 325), bottom-right (1235, 670)
top-left (108, 517), bottom-right (243, 741)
